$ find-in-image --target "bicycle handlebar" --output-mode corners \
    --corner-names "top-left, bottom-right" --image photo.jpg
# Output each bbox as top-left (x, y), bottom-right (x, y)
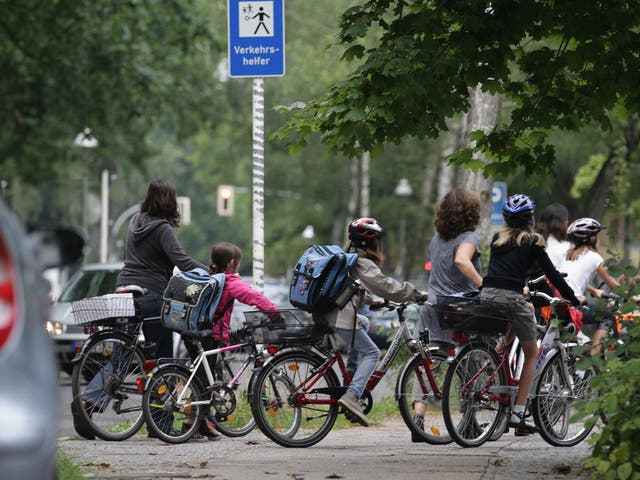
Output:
top-left (528, 289), bottom-right (567, 306)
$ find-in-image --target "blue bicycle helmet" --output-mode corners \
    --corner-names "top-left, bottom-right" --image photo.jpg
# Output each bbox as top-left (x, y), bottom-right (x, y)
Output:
top-left (502, 194), bottom-right (536, 228)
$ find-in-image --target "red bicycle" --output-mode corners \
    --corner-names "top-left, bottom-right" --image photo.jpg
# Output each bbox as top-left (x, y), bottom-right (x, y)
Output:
top-left (248, 302), bottom-right (451, 447)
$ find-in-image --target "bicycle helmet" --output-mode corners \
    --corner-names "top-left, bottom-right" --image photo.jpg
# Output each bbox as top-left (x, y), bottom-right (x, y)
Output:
top-left (567, 217), bottom-right (605, 244)
top-left (348, 217), bottom-right (385, 247)
top-left (502, 194), bottom-right (536, 228)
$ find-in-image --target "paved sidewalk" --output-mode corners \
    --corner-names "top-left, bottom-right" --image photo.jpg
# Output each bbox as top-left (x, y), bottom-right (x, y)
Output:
top-left (59, 420), bottom-right (590, 480)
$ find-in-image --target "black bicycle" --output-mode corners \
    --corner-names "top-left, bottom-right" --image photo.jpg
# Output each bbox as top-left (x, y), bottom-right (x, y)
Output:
top-left (70, 286), bottom-right (157, 441)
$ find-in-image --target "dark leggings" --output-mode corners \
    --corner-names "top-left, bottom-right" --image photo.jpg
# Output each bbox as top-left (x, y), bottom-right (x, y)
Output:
top-left (137, 290), bottom-right (173, 358)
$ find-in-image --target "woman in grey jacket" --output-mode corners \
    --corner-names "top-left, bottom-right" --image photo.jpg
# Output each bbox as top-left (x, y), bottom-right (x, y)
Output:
top-left (117, 179), bottom-right (207, 359)
top-left (331, 218), bottom-right (427, 427)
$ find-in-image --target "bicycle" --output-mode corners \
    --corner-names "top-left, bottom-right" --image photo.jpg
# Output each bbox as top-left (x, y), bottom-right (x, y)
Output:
top-left (248, 302), bottom-right (451, 448)
top-left (70, 286), bottom-right (157, 441)
top-left (440, 284), bottom-right (599, 448)
top-left (140, 318), bottom-right (270, 443)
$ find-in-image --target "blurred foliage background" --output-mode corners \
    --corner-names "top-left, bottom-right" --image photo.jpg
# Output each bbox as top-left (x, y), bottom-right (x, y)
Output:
top-left (2, 0), bottom-right (639, 282)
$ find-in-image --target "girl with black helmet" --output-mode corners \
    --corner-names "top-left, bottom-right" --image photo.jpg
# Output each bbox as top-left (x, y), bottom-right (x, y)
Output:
top-left (324, 217), bottom-right (428, 427)
top-left (482, 194), bottom-right (581, 435)
top-left (558, 218), bottom-right (621, 353)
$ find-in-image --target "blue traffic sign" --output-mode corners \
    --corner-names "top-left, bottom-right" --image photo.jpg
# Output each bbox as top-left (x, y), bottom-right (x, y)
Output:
top-left (228, 0), bottom-right (285, 78)
top-left (491, 182), bottom-right (507, 225)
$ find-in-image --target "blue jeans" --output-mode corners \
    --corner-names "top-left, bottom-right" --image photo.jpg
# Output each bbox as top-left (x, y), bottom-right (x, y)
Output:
top-left (333, 327), bottom-right (380, 398)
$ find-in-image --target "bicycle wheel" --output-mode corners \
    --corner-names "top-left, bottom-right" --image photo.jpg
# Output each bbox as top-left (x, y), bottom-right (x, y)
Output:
top-left (250, 350), bottom-right (339, 448)
top-left (397, 350), bottom-right (452, 445)
top-left (531, 350), bottom-right (597, 447)
top-left (442, 342), bottom-right (506, 448)
top-left (71, 332), bottom-right (147, 441)
top-left (207, 347), bottom-right (256, 437)
top-left (142, 364), bottom-right (207, 443)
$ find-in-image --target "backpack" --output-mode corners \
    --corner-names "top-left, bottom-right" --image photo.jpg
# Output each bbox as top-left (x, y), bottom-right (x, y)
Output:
top-left (161, 268), bottom-right (226, 333)
top-left (289, 245), bottom-right (359, 313)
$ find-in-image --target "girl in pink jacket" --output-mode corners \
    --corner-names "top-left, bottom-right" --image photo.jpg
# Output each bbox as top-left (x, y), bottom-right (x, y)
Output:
top-left (208, 241), bottom-right (279, 345)
top-left (184, 241), bottom-right (279, 441)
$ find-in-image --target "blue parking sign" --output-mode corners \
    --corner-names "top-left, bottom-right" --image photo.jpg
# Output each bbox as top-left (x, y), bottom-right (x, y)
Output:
top-left (228, 0), bottom-right (285, 78)
top-left (491, 182), bottom-right (507, 225)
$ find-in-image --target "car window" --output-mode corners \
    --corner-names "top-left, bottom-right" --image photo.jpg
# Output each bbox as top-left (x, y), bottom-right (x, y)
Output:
top-left (59, 269), bottom-right (120, 302)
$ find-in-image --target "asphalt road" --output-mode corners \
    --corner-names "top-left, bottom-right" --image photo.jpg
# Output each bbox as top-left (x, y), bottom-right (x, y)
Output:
top-left (57, 374), bottom-right (591, 480)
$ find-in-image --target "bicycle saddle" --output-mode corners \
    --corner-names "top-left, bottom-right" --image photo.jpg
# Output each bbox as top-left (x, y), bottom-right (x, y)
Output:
top-left (115, 285), bottom-right (147, 297)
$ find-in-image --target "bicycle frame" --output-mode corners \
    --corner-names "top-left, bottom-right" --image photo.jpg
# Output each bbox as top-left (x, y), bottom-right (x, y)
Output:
top-left (281, 303), bottom-right (442, 407)
top-left (455, 309), bottom-right (578, 412)
top-left (171, 341), bottom-right (254, 408)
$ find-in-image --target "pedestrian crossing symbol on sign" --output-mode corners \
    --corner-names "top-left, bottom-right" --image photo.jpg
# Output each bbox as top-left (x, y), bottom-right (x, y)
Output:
top-left (239, 2), bottom-right (274, 38)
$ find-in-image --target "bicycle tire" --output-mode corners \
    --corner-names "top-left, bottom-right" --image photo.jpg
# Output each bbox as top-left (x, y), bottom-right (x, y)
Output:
top-left (531, 350), bottom-right (597, 447)
top-left (207, 348), bottom-right (256, 437)
top-left (250, 350), bottom-right (339, 448)
top-left (142, 364), bottom-right (207, 443)
top-left (397, 350), bottom-right (452, 445)
top-left (71, 331), bottom-right (147, 441)
top-left (442, 342), bottom-right (507, 448)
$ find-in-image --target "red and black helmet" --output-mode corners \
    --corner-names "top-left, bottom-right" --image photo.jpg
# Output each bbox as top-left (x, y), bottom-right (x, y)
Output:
top-left (348, 217), bottom-right (385, 247)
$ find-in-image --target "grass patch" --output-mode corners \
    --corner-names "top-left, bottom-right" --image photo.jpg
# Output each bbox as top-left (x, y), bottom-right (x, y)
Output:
top-left (333, 395), bottom-right (401, 429)
top-left (57, 451), bottom-right (92, 480)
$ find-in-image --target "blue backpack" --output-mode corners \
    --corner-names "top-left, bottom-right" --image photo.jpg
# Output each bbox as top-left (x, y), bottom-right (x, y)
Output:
top-left (289, 245), bottom-right (359, 313)
top-left (161, 268), bottom-right (227, 332)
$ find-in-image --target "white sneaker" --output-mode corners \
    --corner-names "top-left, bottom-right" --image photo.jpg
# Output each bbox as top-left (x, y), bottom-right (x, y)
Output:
top-left (338, 391), bottom-right (371, 427)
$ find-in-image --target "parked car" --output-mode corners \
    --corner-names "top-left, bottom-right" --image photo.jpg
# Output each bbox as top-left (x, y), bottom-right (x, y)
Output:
top-left (47, 262), bottom-right (123, 375)
top-left (0, 199), bottom-right (85, 480)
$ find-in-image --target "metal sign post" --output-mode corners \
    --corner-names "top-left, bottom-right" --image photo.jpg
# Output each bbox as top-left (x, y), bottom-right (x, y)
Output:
top-left (228, 0), bottom-right (285, 292)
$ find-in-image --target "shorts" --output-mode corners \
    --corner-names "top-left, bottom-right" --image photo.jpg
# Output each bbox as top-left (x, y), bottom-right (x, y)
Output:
top-left (480, 287), bottom-right (537, 341)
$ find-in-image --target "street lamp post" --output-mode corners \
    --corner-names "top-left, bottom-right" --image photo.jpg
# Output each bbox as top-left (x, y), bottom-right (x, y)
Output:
top-left (394, 178), bottom-right (413, 279)
top-left (73, 127), bottom-right (99, 233)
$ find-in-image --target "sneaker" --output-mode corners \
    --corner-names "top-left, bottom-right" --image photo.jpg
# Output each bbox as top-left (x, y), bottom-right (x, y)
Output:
top-left (198, 418), bottom-right (222, 441)
top-left (508, 411), bottom-right (536, 436)
top-left (338, 391), bottom-right (371, 427)
top-left (180, 423), bottom-right (209, 442)
top-left (411, 414), bottom-right (426, 443)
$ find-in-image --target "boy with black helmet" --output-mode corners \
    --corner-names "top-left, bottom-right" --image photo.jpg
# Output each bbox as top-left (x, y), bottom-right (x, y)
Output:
top-left (482, 194), bottom-right (581, 435)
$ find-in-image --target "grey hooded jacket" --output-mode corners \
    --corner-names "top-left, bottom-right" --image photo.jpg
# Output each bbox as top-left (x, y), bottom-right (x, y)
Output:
top-left (116, 212), bottom-right (207, 293)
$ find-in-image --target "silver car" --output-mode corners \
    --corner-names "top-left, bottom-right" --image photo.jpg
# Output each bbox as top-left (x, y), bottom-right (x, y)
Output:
top-left (47, 262), bottom-right (123, 374)
top-left (0, 199), bottom-right (85, 479)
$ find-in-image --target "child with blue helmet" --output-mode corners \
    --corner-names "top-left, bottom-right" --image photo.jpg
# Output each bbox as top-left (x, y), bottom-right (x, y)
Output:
top-left (481, 194), bottom-right (581, 435)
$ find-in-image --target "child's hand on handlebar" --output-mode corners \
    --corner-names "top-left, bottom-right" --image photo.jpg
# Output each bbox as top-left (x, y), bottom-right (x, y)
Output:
top-left (368, 301), bottom-right (387, 311)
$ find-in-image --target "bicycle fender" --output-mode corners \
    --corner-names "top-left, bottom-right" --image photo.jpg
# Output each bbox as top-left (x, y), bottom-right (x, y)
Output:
top-left (70, 330), bottom-right (138, 365)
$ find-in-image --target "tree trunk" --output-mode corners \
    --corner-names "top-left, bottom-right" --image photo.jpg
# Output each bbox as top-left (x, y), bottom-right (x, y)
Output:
top-left (459, 85), bottom-right (501, 246)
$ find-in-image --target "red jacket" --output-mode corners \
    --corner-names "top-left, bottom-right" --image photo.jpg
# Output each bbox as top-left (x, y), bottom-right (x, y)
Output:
top-left (213, 273), bottom-right (278, 344)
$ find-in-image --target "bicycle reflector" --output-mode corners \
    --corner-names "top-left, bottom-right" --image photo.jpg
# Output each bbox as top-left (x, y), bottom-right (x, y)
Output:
top-left (0, 235), bottom-right (17, 351)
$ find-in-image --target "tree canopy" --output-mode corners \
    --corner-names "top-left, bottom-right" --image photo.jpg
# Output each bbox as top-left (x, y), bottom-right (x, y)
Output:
top-left (276, 0), bottom-right (640, 177)
top-left (0, 0), bottom-right (220, 183)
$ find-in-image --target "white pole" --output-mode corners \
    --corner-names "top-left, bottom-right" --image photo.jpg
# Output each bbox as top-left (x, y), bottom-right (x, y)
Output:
top-left (100, 168), bottom-right (109, 263)
top-left (252, 78), bottom-right (265, 293)
top-left (361, 151), bottom-right (370, 217)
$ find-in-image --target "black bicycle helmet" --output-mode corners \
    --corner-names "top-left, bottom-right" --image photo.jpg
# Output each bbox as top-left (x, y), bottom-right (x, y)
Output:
top-left (348, 217), bottom-right (385, 247)
top-left (502, 194), bottom-right (536, 228)
top-left (567, 217), bottom-right (605, 244)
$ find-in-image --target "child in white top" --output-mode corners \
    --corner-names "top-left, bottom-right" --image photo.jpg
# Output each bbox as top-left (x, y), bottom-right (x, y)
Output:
top-left (557, 217), bottom-right (620, 352)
